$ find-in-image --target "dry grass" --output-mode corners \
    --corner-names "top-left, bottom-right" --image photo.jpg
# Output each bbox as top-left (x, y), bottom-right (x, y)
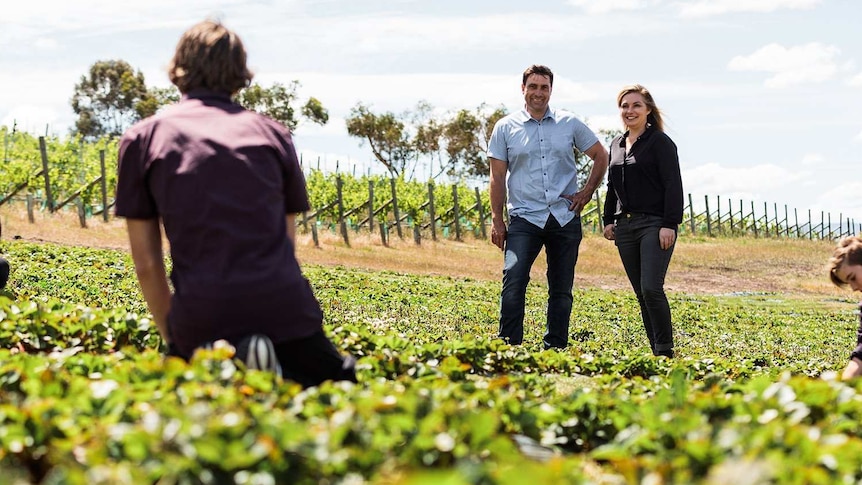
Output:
top-left (0, 204), bottom-right (845, 297)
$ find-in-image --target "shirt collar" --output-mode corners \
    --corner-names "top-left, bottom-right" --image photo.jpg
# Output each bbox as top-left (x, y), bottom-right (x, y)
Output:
top-left (182, 88), bottom-right (233, 102)
top-left (621, 124), bottom-right (656, 145)
top-left (517, 106), bottom-right (555, 123)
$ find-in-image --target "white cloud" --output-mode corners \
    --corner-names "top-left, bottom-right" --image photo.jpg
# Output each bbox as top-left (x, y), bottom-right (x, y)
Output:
top-left (584, 114), bottom-right (622, 135)
top-left (728, 42), bottom-right (842, 88)
top-left (566, 0), bottom-right (660, 14)
top-left (678, 0), bottom-right (821, 18)
top-left (682, 162), bottom-right (806, 198)
top-left (801, 153), bottom-right (824, 166)
top-left (849, 72), bottom-right (862, 86)
top-left (815, 182), bottom-right (862, 223)
top-left (856, 130), bottom-right (862, 142)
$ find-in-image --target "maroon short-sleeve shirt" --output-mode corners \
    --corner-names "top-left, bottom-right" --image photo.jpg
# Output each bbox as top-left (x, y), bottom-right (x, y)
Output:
top-left (115, 89), bottom-right (322, 355)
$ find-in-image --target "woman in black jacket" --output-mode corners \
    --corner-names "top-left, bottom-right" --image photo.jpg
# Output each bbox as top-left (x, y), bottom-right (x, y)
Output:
top-left (602, 84), bottom-right (683, 358)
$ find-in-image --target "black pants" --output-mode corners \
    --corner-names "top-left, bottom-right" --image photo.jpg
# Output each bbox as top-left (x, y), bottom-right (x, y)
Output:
top-left (614, 213), bottom-right (675, 355)
top-left (169, 330), bottom-right (357, 388)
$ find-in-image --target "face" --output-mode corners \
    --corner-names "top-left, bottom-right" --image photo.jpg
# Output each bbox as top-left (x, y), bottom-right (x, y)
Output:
top-left (619, 91), bottom-right (651, 132)
top-left (835, 262), bottom-right (862, 292)
top-left (522, 73), bottom-right (552, 115)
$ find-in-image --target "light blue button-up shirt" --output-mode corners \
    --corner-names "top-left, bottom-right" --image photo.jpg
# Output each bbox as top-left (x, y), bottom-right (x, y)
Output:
top-left (487, 107), bottom-right (599, 228)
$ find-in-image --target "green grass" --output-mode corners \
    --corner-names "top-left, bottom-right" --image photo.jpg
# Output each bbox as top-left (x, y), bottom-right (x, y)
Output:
top-left (1, 239), bottom-right (862, 484)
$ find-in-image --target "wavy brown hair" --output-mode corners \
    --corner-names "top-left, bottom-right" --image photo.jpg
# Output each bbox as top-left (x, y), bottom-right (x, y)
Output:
top-left (168, 20), bottom-right (253, 94)
top-left (617, 84), bottom-right (664, 132)
top-left (829, 236), bottom-right (862, 287)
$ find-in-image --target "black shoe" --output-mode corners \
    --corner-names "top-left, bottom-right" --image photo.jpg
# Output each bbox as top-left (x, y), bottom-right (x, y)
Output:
top-left (654, 349), bottom-right (674, 358)
top-left (234, 334), bottom-right (282, 376)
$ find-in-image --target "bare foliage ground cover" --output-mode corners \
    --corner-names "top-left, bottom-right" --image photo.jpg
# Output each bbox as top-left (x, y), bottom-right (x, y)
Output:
top-left (1, 209), bottom-right (862, 484)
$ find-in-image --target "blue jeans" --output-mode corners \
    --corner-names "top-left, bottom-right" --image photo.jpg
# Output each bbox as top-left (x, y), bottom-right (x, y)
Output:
top-left (499, 215), bottom-right (582, 349)
top-left (614, 213), bottom-right (675, 354)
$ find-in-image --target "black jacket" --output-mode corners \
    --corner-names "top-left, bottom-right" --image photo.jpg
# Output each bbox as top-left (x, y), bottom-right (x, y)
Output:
top-left (602, 126), bottom-right (684, 229)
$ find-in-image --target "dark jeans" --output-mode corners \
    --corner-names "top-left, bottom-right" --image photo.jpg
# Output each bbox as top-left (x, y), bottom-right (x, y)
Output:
top-left (169, 330), bottom-right (357, 388)
top-left (614, 213), bottom-right (675, 354)
top-left (499, 214), bottom-right (582, 349)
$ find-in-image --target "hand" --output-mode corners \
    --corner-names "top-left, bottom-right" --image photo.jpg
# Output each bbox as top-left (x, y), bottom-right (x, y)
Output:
top-left (491, 220), bottom-right (507, 250)
top-left (603, 224), bottom-right (616, 240)
top-left (562, 190), bottom-right (591, 214)
top-left (659, 228), bottom-right (676, 250)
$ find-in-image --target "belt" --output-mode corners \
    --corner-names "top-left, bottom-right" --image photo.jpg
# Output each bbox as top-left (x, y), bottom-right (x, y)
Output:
top-left (617, 211), bottom-right (646, 222)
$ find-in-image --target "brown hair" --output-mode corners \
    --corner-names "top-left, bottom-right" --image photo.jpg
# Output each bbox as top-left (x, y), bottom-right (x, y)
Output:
top-left (168, 20), bottom-right (253, 94)
top-left (617, 84), bottom-right (664, 132)
top-left (522, 65), bottom-right (554, 87)
top-left (829, 236), bottom-right (862, 287)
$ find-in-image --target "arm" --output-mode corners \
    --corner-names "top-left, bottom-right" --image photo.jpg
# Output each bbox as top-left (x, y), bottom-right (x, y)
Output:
top-left (566, 141), bottom-right (609, 213)
top-left (655, 134), bottom-right (683, 250)
top-left (843, 358), bottom-right (862, 380)
top-left (126, 218), bottom-right (172, 343)
top-left (489, 157), bottom-right (508, 250)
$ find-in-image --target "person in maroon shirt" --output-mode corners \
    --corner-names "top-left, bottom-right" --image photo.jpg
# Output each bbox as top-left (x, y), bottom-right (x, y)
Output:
top-left (115, 19), bottom-right (355, 388)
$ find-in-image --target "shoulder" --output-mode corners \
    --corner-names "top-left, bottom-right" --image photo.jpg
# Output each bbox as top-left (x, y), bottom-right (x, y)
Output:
top-left (551, 108), bottom-right (584, 124)
top-left (650, 130), bottom-right (677, 150)
top-left (496, 111), bottom-right (524, 126)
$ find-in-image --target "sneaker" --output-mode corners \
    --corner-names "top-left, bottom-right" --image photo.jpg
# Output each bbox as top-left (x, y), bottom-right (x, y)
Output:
top-left (234, 334), bottom-right (282, 377)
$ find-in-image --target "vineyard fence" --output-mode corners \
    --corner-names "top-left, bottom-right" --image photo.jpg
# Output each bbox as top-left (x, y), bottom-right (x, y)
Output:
top-left (0, 134), bottom-right (859, 245)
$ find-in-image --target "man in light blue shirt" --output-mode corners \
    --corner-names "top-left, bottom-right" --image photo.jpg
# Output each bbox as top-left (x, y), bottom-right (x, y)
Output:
top-left (488, 64), bottom-right (609, 349)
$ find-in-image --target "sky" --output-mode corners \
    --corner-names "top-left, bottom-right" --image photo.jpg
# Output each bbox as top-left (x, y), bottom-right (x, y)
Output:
top-left (2, 0), bottom-right (861, 225)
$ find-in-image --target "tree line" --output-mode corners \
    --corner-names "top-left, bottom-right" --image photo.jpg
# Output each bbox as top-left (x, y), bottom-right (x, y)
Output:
top-left (67, 59), bottom-right (615, 183)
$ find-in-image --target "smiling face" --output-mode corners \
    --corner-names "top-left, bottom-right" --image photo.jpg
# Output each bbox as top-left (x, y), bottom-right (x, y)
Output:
top-left (522, 73), bottom-right (552, 118)
top-left (619, 91), bottom-right (651, 133)
top-left (835, 262), bottom-right (862, 292)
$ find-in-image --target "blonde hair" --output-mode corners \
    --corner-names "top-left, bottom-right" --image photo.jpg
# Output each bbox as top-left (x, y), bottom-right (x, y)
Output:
top-left (168, 20), bottom-right (253, 94)
top-left (617, 84), bottom-right (664, 132)
top-left (829, 236), bottom-right (862, 287)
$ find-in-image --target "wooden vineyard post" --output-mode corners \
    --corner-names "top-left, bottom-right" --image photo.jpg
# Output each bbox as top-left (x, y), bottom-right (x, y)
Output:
top-left (26, 193), bottom-right (35, 223)
top-left (452, 185), bottom-right (461, 241)
top-left (688, 193), bottom-right (695, 235)
top-left (100, 150), bottom-right (109, 222)
top-left (727, 198), bottom-right (734, 235)
top-left (475, 187), bottom-right (486, 239)
top-left (379, 222), bottom-right (388, 247)
top-left (751, 201), bottom-right (758, 238)
top-left (390, 178), bottom-right (403, 239)
top-left (38, 136), bottom-right (54, 213)
top-left (704, 195), bottom-right (712, 237)
top-left (336, 175), bottom-right (349, 246)
top-left (76, 199), bottom-right (87, 228)
top-left (367, 180), bottom-right (375, 233)
top-left (715, 195), bottom-right (722, 235)
top-left (428, 182), bottom-right (437, 241)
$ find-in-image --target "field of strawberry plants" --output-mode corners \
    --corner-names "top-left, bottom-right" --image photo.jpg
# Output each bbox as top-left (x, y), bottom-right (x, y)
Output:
top-left (2, 238), bottom-right (862, 484)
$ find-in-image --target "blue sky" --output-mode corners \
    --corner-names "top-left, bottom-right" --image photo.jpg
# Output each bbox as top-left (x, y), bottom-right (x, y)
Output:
top-left (2, 0), bottom-right (861, 223)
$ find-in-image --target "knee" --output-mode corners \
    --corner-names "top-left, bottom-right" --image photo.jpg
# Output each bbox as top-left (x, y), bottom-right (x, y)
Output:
top-left (641, 285), bottom-right (666, 302)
